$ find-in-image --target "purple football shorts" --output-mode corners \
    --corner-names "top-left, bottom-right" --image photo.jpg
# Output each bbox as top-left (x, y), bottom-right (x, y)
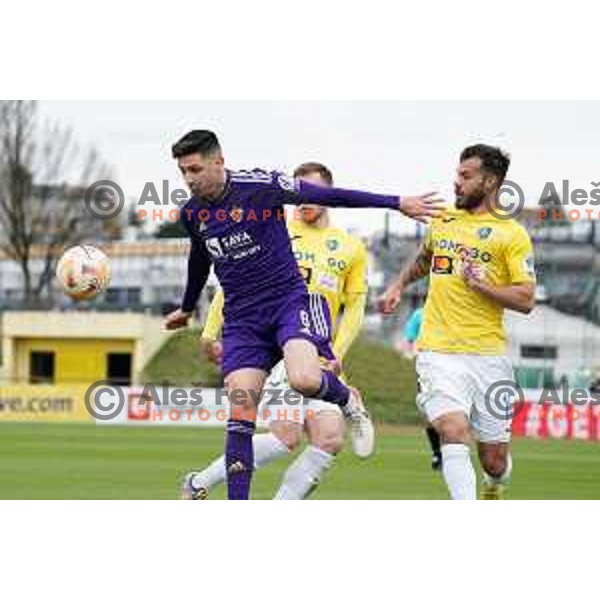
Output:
top-left (221, 291), bottom-right (335, 378)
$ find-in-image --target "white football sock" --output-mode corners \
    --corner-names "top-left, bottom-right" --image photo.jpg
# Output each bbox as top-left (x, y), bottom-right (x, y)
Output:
top-left (191, 432), bottom-right (289, 491)
top-left (274, 445), bottom-right (334, 500)
top-left (191, 455), bottom-right (226, 491)
top-left (253, 432), bottom-right (290, 468)
top-left (441, 444), bottom-right (477, 501)
top-left (483, 453), bottom-right (513, 486)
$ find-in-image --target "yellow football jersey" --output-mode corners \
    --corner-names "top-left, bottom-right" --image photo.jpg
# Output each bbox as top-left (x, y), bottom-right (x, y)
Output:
top-left (288, 219), bottom-right (367, 329)
top-left (202, 219), bottom-right (368, 357)
top-left (417, 208), bottom-right (535, 355)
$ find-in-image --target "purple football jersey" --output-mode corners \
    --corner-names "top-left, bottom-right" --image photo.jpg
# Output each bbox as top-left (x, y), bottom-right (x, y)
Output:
top-left (180, 169), bottom-right (398, 318)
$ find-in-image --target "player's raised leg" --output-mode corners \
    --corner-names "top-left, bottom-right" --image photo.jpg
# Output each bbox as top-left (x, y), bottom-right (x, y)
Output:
top-left (282, 338), bottom-right (374, 457)
top-left (283, 338), bottom-right (344, 404)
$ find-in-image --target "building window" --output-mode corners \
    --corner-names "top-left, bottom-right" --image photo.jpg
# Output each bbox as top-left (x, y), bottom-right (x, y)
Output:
top-left (30, 351), bottom-right (55, 384)
top-left (105, 288), bottom-right (142, 306)
top-left (107, 353), bottom-right (132, 386)
top-left (520, 345), bottom-right (558, 360)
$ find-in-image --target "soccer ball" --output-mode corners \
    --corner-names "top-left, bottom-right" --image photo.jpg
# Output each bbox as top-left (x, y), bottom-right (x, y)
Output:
top-left (56, 245), bottom-right (111, 301)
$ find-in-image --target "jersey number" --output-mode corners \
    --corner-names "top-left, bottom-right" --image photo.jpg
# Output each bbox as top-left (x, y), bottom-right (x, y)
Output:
top-left (300, 310), bottom-right (312, 333)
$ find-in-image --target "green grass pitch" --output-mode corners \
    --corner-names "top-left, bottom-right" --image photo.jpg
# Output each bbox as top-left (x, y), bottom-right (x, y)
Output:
top-left (1, 422), bottom-right (599, 499)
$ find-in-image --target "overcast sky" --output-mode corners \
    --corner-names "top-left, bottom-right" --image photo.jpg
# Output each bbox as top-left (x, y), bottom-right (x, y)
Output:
top-left (40, 101), bottom-right (600, 235)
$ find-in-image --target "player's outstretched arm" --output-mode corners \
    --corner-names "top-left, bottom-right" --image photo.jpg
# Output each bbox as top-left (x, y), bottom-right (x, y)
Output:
top-left (293, 179), bottom-right (445, 223)
top-left (399, 193), bottom-right (447, 224)
top-left (377, 243), bottom-right (432, 315)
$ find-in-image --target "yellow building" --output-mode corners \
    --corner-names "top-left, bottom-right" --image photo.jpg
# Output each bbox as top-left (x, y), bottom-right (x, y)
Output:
top-left (1, 311), bottom-right (167, 386)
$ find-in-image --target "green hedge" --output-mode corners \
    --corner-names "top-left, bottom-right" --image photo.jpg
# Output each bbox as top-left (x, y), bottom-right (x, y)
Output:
top-left (142, 328), bottom-right (222, 388)
top-left (344, 336), bottom-right (419, 424)
top-left (142, 329), bottom-right (418, 424)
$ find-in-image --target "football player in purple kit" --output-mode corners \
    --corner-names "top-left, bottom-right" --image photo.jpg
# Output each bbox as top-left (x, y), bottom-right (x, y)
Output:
top-left (164, 130), bottom-right (444, 500)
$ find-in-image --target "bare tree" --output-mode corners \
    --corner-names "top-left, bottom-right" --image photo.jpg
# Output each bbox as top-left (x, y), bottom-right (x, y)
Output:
top-left (0, 101), bottom-right (113, 305)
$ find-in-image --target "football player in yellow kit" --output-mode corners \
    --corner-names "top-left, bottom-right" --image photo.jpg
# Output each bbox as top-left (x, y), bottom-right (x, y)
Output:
top-left (182, 162), bottom-right (373, 500)
top-left (379, 144), bottom-right (535, 500)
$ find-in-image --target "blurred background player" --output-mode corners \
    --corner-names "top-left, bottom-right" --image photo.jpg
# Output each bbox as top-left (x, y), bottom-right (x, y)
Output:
top-left (399, 306), bottom-right (423, 358)
top-left (379, 144), bottom-right (535, 500)
top-left (164, 130), bottom-right (444, 500)
top-left (182, 162), bottom-right (372, 500)
top-left (399, 305), bottom-right (443, 471)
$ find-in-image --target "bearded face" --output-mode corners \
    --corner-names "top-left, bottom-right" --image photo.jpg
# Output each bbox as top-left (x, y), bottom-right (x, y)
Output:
top-left (454, 157), bottom-right (497, 210)
top-left (454, 183), bottom-right (487, 210)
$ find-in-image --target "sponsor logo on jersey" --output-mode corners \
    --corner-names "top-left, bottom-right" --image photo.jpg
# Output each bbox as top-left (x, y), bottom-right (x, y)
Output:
top-left (434, 239), bottom-right (493, 263)
top-left (294, 251), bottom-right (316, 263)
top-left (230, 205), bottom-right (244, 223)
top-left (432, 256), bottom-right (454, 275)
top-left (327, 239), bottom-right (340, 252)
top-left (206, 238), bottom-right (224, 259)
top-left (478, 227), bottom-right (493, 240)
top-left (222, 231), bottom-right (253, 250)
top-left (206, 232), bottom-right (258, 260)
top-left (318, 273), bottom-right (338, 291)
top-left (327, 257), bottom-right (347, 271)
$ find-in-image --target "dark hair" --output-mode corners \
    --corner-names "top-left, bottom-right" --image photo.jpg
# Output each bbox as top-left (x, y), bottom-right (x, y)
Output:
top-left (293, 162), bottom-right (334, 185)
top-left (172, 130), bottom-right (221, 159)
top-left (460, 144), bottom-right (510, 186)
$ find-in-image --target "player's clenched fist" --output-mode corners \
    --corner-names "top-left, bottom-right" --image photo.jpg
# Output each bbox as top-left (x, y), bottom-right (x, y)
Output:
top-left (163, 308), bottom-right (192, 331)
top-left (377, 286), bottom-right (402, 315)
top-left (459, 258), bottom-right (486, 290)
top-left (325, 358), bottom-right (343, 376)
top-left (399, 192), bottom-right (446, 223)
